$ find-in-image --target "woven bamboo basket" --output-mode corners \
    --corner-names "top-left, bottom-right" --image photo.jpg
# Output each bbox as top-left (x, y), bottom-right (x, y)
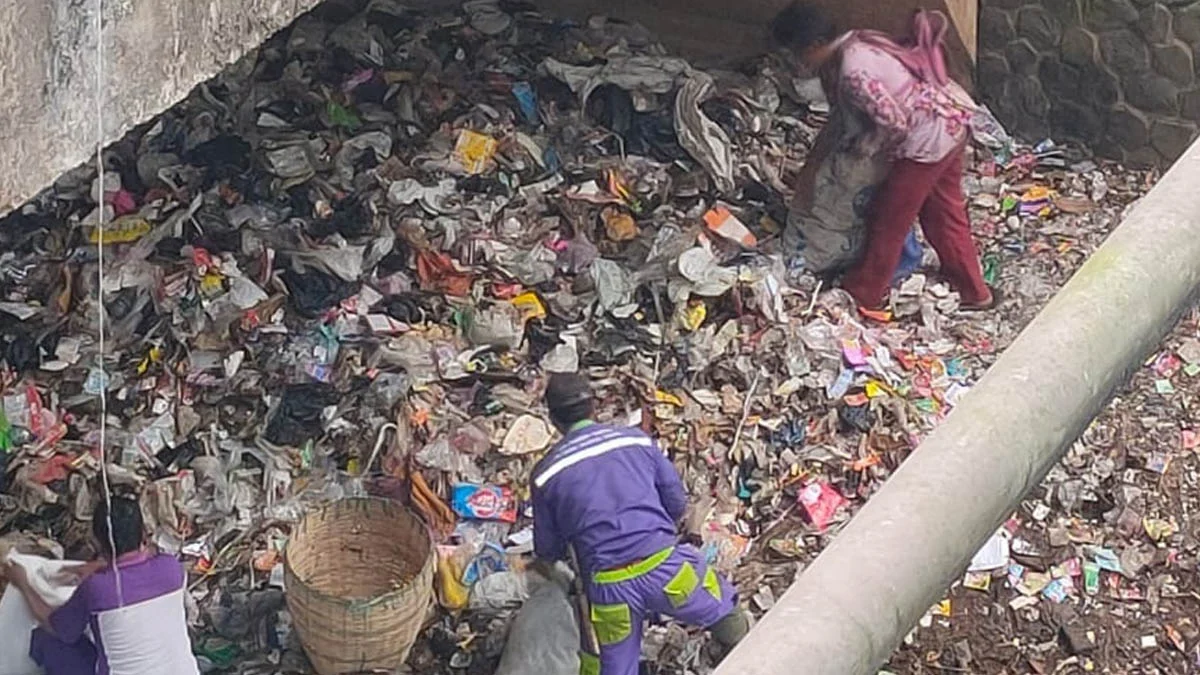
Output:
top-left (284, 497), bottom-right (435, 674)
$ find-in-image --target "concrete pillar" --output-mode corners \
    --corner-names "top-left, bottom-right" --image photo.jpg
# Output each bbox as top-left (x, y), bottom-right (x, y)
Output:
top-left (0, 0), bottom-right (322, 217)
top-left (714, 139), bottom-right (1200, 674)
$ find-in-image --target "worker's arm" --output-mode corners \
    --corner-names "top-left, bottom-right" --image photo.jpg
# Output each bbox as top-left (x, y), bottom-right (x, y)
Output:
top-left (837, 47), bottom-right (909, 154)
top-left (650, 443), bottom-right (688, 525)
top-left (805, 121), bottom-right (840, 171)
top-left (840, 73), bottom-right (908, 141)
top-left (4, 562), bottom-right (55, 626)
top-left (532, 486), bottom-right (567, 563)
top-left (792, 122), bottom-right (839, 212)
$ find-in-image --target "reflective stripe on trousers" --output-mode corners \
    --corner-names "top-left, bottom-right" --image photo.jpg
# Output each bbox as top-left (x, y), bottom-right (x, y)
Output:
top-left (578, 544), bottom-right (738, 675)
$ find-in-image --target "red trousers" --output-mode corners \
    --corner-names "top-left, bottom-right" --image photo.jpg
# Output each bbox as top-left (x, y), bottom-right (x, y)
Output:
top-left (842, 146), bottom-right (990, 308)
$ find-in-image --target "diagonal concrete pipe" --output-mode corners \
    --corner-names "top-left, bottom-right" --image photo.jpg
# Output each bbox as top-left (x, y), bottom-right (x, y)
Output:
top-left (714, 141), bottom-right (1200, 675)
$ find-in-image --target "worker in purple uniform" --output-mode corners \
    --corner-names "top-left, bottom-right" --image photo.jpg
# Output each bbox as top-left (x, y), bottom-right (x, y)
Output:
top-left (3, 496), bottom-right (199, 675)
top-left (531, 373), bottom-right (751, 675)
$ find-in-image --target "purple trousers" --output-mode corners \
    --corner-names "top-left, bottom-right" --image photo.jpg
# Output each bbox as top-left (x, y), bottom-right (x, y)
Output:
top-left (30, 627), bottom-right (97, 675)
top-left (580, 544), bottom-right (737, 675)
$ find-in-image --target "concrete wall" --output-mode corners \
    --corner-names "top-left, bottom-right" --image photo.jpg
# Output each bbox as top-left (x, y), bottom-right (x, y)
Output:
top-left (979, 0), bottom-right (1200, 166)
top-left (0, 0), bottom-right (322, 217)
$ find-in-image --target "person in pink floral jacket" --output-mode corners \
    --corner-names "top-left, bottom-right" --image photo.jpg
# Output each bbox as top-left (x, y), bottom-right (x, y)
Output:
top-left (774, 3), bottom-right (995, 312)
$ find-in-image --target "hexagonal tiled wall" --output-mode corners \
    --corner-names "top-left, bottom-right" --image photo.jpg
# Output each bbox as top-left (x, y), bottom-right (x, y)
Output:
top-left (980, 0), bottom-right (1200, 165)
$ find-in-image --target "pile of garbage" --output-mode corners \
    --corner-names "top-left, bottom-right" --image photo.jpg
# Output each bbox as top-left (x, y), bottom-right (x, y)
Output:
top-left (0, 0), bottom-right (1161, 673)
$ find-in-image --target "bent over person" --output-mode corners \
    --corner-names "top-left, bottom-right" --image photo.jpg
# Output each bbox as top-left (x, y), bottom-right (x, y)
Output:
top-left (774, 2), bottom-right (996, 312)
top-left (4, 496), bottom-right (200, 675)
top-left (531, 373), bottom-right (751, 675)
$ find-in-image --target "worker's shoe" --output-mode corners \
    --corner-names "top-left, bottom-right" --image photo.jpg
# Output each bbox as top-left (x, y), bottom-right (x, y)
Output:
top-left (710, 607), bottom-right (752, 653)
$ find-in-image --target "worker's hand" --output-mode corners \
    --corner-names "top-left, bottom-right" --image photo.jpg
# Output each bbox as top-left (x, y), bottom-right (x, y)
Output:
top-left (850, 130), bottom-right (897, 160)
top-left (529, 557), bottom-right (558, 582)
top-left (3, 559), bottom-right (29, 588)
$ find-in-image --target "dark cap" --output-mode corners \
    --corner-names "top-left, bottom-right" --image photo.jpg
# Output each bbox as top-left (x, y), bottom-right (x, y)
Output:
top-left (544, 373), bottom-right (593, 412)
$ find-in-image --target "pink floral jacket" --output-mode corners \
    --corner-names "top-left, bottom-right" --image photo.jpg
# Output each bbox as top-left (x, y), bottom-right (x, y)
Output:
top-left (827, 32), bottom-right (977, 163)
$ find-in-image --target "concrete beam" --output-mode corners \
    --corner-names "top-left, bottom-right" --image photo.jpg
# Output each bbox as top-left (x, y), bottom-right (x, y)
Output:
top-left (537, 0), bottom-right (976, 84)
top-left (0, 0), bottom-right (322, 217)
top-left (714, 138), bottom-right (1200, 675)
top-left (0, 0), bottom-right (979, 218)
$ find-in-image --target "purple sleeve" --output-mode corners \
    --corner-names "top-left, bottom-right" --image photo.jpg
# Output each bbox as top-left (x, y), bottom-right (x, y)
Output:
top-left (532, 486), bottom-right (567, 562)
top-left (48, 584), bottom-right (91, 643)
top-left (651, 444), bottom-right (688, 524)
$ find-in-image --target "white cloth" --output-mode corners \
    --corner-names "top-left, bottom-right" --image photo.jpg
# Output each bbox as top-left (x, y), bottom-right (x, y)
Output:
top-left (0, 553), bottom-right (80, 675)
top-left (95, 589), bottom-right (199, 675)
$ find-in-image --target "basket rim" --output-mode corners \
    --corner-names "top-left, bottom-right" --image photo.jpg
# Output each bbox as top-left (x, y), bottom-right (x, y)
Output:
top-left (283, 497), bottom-right (436, 608)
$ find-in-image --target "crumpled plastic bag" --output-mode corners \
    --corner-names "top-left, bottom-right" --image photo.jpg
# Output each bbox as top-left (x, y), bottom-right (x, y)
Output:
top-left (541, 56), bottom-right (691, 105)
top-left (282, 268), bottom-right (357, 318)
top-left (334, 131), bottom-right (392, 188)
top-left (262, 383), bottom-right (341, 447)
top-left (287, 236), bottom-right (369, 283)
top-left (971, 104), bottom-right (1012, 151)
top-left (500, 415), bottom-right (553, 456)
top-left (675, 73), bottom-right (735, 194)
top-left (464, 0), bottom-right (512, 35)
top-left (467, 304), bottom-right (525, 350)
top-left (675, 247), bottom-right (737, 299)
top-left (469, 570), bottom-right (528, 610)
top-left (263, 141), bottom-right (320, 183)
top-left (374, 334), bottom-right (438, 384)
top-left (557, 235), bottom-right (598, 275)
top-left (591, 258), bottom-right (635, 311)
top-left (542, 56), bottom-right (734, 194)
top-left (388, 178), bottom-right (459, 215)
top-left (542, 335), bottom-right (580, 373)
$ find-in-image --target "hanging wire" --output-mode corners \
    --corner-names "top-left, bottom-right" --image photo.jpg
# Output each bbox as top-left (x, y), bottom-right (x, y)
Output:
top-left (93, 0), bottom-right (124, 607)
